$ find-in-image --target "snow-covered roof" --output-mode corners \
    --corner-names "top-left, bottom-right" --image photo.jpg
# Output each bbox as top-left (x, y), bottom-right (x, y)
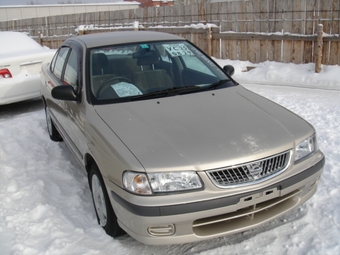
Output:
top-left (0, 31), bottom-right (43, 55)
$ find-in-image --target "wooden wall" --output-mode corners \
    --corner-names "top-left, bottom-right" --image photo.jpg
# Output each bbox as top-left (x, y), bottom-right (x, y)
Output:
top-left (1, 0), bottom-right (339, 65)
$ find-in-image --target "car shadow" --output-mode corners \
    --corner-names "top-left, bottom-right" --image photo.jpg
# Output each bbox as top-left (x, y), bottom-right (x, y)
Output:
top-left (0, 97), bottom-right (43, 117)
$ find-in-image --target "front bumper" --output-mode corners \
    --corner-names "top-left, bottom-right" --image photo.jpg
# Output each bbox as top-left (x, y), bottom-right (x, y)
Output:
top-left (107, 152), bottom-right (325, 245)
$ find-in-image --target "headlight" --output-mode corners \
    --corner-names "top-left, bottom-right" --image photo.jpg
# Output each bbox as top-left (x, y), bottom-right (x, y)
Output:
top-left (123, 171), bottom-right (203, 195)
top-left (148, 171), bottom-right (202, 193)
top-left (294, 134), bottom-right (318, 162)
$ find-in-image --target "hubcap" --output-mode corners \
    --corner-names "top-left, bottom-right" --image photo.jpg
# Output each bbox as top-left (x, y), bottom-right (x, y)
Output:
top-left (91, 174), bottom-right (107, 226)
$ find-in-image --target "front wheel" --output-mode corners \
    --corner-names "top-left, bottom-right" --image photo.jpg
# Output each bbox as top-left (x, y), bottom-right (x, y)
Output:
top-left (45, 107), bottom-right (62, 141)
top-left (89, 163), bottom-right (124, 237)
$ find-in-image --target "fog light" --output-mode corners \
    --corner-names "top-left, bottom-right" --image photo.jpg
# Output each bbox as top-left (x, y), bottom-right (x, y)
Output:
top-left (147, 224), bottom-right (175, 236)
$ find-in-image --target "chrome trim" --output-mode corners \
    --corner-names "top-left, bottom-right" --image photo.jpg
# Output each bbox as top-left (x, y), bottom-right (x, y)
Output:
top-left (20, 60), bottom-right (43, 66)
top-left (206, 150), bottom-right (292, 188)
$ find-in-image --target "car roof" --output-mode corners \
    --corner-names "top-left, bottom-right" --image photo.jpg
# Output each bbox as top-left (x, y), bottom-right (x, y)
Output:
top-left (0, 31), bottom-right (44, 56)
top-left (66, 31), bottom-right (185, 48)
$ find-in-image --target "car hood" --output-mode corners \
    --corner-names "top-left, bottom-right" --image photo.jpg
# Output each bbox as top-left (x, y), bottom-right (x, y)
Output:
top-left (94, 86), bottom-right (313, 172)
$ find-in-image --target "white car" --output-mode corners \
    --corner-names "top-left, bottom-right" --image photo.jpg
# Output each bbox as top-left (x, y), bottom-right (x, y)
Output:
top-left (0, 32), bottom-right (55, 105)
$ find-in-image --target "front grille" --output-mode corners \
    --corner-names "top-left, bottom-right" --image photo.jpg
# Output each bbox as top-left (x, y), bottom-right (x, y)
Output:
top-left (206, 150), bottom-right (292, 188)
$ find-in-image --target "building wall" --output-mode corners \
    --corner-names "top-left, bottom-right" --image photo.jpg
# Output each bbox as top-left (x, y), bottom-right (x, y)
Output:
top-left (125, 0), bottom-right (174, 8)
top-left (0, 3), bottom-right (140, 22)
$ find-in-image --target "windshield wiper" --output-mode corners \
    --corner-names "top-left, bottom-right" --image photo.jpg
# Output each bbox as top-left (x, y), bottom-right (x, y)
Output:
top-left (207, 79), bottom-right (231, 90)
top-left (130, 86), bottom-right (201, 101)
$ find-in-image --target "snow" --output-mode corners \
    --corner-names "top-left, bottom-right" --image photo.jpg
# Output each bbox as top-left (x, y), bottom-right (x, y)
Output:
top-left (215, 58), bottom-right (340, 90)
top-left (0, 32), bottom-right (46, 57)
top-left (1, 59), bottom-right (340, 254)
top-left (75, 23), bottom-right (219, 33)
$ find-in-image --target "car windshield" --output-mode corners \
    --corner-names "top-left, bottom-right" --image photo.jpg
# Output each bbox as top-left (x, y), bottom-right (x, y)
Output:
top-left (88, 40), bottom-right (235, 104)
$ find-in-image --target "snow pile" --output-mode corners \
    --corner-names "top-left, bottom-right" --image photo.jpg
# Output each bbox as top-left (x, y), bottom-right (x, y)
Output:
top-left (75, 23), bottom-right (218, 33)
top-left (215, 58), bottom-right (340, 90)
top-left (75, 24), bottom-right (136, 34)
top-left (0, 60), bottom-right (340, 255)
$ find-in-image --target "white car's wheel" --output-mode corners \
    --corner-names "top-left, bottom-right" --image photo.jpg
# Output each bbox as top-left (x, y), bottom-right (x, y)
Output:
top-left (89, 163), bottom-right (124, 237)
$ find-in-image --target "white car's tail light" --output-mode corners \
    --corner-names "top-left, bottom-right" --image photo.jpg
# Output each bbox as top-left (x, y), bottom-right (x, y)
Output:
top-left (0, 68), bottom-right (12, 78)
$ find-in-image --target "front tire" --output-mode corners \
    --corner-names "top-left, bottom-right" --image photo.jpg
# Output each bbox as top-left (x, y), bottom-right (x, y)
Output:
top-left (89, 163), bottom-right (123, 237)
top-left (44, 107), bottom-right (62, 142)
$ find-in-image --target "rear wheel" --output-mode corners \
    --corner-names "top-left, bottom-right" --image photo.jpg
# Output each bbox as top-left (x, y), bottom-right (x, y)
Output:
top-left (89, 163), bottom-right (123, 237)
top-left (44, 107), bottom-right (62, 141)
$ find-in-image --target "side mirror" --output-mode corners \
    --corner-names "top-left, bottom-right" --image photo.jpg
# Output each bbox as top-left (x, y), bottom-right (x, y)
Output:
top-left (223, 65), bottom-right (235, 77)
top-left (51, 85), bottom-right (78, 101)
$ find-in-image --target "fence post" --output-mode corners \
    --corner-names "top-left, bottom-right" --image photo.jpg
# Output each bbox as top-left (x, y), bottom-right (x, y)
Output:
top-left (315, 24), bottom-right (323, 73)
top-left (38, 32), bottom-right (43, 46)
top-left (206, 25), bottom-right (212, 56)
top-left (133, 21), bottom-right (139, 31)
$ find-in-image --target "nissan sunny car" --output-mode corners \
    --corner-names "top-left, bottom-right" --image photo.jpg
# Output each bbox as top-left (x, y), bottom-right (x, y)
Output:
top-left (40, 31), bottom-right (325, 245)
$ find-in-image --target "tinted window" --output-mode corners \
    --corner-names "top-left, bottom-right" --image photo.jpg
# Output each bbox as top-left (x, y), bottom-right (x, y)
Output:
top-left (88, 41), bottom-right (232, 104)
top-left (53, 47), bottom-right (70, 80)
top-left (181, 55), bottom-right (214, 76)
top-left (63, 50), bottom-right (78, 90)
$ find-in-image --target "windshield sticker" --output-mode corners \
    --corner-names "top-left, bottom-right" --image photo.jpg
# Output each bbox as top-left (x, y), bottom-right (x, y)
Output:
top-left (111, 82), bottom-right (142, 97)
top-left (163, 44), bottom-right (194, 57)
top-left (140, 44), bottom-right (149, 49)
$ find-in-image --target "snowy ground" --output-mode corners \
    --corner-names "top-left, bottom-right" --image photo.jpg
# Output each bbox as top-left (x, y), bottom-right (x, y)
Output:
top-left (0, 60), bottom-right (339, 255)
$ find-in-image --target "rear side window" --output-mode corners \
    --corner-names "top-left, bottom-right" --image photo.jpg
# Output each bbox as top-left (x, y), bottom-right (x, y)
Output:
top-left (52, 47), bottom-right (70, 80)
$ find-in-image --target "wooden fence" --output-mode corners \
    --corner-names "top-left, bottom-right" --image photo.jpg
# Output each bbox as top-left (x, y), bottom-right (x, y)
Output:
top-left (1, 0), bottom-right (339, 65)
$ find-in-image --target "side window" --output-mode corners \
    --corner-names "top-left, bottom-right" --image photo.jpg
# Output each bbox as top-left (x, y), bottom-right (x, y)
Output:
top-left (63, 50), bottom-right (78, 91)
top-left (53, 47), bottom-right (70, 80)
